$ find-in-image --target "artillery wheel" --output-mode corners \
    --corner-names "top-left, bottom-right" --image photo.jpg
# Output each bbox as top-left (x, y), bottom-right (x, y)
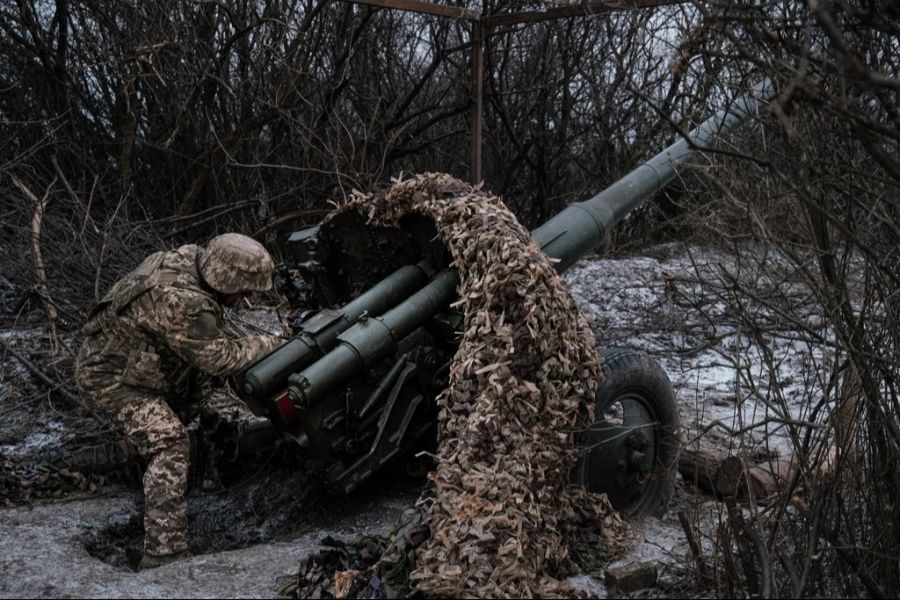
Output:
top-left (575, 348), bottom-right (681, 518)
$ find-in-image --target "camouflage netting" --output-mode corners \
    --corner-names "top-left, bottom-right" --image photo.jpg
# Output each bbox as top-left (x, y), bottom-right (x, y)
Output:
top-left (292, 173), bottom-right (631, 598)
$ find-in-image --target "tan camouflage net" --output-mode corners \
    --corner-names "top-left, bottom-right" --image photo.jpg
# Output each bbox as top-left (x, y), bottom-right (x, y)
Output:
top-left (325, 173), bottom-right (630, 598)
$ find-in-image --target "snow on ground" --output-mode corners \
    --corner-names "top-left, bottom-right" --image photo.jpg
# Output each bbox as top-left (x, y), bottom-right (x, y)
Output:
top-left (0, 425), bottom-right (68, 461)
top-left (566, 243), bottom-right (834, 458)
top-left (0, 492), bottom-right (413, 599)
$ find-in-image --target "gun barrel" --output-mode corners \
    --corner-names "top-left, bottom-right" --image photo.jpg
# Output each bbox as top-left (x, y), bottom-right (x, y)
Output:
top-left (533, 78), bottom-right (773, 272)
top-left (239, 262), bottom-right (432, 403)
top-left (288, 270), bottom-right (459, 407)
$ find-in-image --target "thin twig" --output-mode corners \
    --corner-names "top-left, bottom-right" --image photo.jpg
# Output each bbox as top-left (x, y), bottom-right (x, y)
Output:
top-left (677, 510), bottom-right (711, 585)
top-left (252, 209), bottom-right (330, 237)
top-left (80, 174), bottom-right (100, 237)
top-left (12, 175), bottom-right (60, 353)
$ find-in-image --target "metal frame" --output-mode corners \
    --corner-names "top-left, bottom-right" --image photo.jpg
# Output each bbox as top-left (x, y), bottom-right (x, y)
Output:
top-left (342, 0), bottom-right (688, 182)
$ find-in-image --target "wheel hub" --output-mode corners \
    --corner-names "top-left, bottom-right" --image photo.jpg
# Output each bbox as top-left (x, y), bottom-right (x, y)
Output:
top-left (620, 429), bottom-right (651, 477)
top-left (579, 392), bottom-right (661, 513)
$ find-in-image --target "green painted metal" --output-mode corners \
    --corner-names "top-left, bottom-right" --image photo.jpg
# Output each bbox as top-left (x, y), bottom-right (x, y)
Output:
top-left (236, 82), bottom-right (774, 493)
top-left (533, 78), bottom-right (774, 272)
top-left (239, 261), bottom-right (432, 403)
top-left (288, 270), bottom-right (459, 408)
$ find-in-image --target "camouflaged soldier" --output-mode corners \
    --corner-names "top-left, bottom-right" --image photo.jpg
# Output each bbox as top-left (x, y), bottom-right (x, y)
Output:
top-left (76, 233), bottom-right (282, 569)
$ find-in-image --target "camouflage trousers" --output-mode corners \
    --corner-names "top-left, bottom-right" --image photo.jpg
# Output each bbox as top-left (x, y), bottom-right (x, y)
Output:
top-left (77, 381), bottom-right (191, 557)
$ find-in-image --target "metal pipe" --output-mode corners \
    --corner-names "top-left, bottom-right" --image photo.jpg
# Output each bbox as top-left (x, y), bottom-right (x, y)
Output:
top-left (288, 270), bottom-right (458, 408)
top-left (533, 78), bottom-right (774, 272)
top-left (240, 262), bottom-right (432, 400)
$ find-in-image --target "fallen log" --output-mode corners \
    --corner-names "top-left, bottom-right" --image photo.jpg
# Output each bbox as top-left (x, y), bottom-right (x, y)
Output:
top-left (0, 336), bottom-right (80, 405)
top-left (678, 447), bottom-right (727, 494)
top-left (716, 456), bottom-right (797, 501)
top-left (678, 447), bottom-right (798, 502)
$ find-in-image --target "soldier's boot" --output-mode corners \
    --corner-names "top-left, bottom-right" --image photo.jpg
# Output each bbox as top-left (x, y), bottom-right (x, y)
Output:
top-left (139, 549), bottom-right (193, 570)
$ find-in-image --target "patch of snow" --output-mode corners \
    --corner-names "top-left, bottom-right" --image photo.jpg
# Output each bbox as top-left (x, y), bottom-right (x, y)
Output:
top-left (0, 492), bottom-right (409, 599)
top-left (0, 426), bottom-right (68, 461)
top-left (566, 244), bottom-right (834, 458)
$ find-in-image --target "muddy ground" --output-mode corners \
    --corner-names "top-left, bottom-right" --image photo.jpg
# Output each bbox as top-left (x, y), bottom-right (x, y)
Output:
top-left (0, 244), bottom-right (823, 598)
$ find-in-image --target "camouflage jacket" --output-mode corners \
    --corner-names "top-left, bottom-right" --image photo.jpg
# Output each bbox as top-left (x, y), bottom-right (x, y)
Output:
top-left (76, 244), bottom-right (280, 399)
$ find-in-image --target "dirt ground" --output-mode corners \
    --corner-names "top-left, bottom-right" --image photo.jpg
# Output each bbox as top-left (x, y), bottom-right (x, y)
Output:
top-left (0, 244), bottom-right (821, 598)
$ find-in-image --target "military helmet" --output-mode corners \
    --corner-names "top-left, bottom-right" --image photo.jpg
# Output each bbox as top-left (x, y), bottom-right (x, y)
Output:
top-left (199, 233), bottom-right (274, 294)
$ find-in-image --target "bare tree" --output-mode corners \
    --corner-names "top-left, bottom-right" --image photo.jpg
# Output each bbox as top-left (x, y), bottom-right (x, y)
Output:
top-left (667, 1), bottom-right (900, 596)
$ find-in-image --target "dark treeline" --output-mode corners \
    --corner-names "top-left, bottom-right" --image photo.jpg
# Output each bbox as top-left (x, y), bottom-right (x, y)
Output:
top-left (1, 0), bottom-right (712, 308)
top-left (0, 0), bottom-right (697, 235)
top-left (683, 3), bottom-right (900, 598)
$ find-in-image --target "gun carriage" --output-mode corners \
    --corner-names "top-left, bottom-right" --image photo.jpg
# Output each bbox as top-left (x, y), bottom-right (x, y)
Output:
top-left (237, 83), bottom-right (772, 515)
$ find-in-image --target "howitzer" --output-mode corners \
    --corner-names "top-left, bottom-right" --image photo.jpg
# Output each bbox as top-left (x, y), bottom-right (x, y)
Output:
top-left (237, 81), bottom-right (773, 514)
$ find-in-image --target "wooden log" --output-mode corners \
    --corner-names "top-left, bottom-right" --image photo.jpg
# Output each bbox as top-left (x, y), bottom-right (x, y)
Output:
top-left (678, 447), bottom-right (727, 494)
top-left (679, 446), bottom-right (798, 502)
top-left (716, 456), bottom-right (797, 501)
top-left (605, 561), bottom-right (658, 598)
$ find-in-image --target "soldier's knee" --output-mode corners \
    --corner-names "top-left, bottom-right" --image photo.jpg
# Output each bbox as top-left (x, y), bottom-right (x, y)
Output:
top-left (116, 395), bottom-right (189, 459)
top-left (147, 425), bottom-right (190, 459)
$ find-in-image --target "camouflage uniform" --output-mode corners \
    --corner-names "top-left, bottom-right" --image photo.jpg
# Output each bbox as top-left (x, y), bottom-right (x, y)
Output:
top-left (76, 236), bottom-right (281, 559)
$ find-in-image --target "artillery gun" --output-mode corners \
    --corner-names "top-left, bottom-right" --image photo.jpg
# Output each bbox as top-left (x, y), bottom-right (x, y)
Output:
top-left (237, 83), bottom-right (772, 516)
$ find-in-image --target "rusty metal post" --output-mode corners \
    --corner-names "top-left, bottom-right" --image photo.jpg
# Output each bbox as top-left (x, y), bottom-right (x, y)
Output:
top-left (469, 20), bottom-right (484, 184)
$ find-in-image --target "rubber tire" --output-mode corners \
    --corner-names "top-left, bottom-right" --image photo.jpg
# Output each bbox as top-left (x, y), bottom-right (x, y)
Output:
top-left (576, 347), bottom-right (681, 518)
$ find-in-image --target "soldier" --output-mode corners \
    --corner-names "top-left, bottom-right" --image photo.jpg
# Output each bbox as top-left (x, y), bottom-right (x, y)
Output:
top-left (76, 233), bottom-right (283, 569)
